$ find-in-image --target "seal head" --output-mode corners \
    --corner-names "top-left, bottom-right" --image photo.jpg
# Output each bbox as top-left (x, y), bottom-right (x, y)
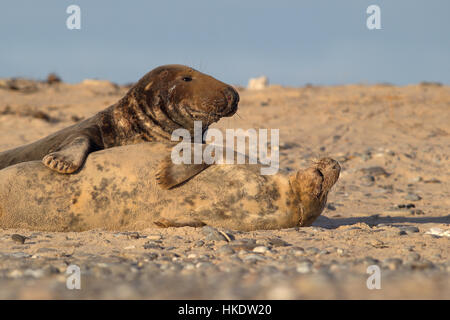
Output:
top-left (289, 157), bottom-right (341, 227)
top-left (109, 64), bottom-right (239, 144)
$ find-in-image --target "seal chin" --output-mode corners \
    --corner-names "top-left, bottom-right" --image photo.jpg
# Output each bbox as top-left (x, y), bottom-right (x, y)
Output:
top-left (183, 105), bottom-right (222, 124)
top-left (221, 101), bottom-right (238, 117)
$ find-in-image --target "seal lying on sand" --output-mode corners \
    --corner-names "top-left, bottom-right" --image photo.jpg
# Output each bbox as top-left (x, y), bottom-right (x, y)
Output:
top-left (0, 65), bottom-right (238, 173)
top-left (0, 143), bottom-right (340, 231)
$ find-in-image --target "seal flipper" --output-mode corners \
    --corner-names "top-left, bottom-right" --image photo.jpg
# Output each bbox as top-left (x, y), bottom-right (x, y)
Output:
top-left (156, 157), bottom-right (210, 189)
top-left (154, 218), bottom-right (206, 228)
top-left (42, 135), bottom-right (92, 174)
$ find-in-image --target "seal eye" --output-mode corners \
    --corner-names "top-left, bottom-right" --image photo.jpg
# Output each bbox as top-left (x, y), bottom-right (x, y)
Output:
top-left (182, 76), bottom-right (192, 82)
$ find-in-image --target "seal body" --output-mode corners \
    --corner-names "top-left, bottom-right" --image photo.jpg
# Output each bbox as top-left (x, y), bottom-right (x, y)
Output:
top-left (0, 143), bottom-right (340, 232)
top-left (0, 65), bottom-right (239, 173)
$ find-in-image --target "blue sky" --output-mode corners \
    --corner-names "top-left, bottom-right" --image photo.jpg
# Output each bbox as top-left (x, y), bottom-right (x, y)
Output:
top-left (0, 0), bottom-right (449, 86)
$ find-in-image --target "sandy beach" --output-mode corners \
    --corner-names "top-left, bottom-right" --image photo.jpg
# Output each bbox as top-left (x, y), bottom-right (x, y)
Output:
top-left (0, 78), bottom-right (448, 299)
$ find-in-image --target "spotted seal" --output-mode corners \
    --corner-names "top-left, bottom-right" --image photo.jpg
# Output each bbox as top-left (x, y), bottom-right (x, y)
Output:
top-left (0, 65), bottom-right (239, 173)
top-left (0, 143), bottom-right (340, 231)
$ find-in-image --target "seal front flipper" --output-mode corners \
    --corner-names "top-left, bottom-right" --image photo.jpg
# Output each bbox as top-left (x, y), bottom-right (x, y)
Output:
top-left (42, 135), bottom-right (92, 174)
top-left (154, 218), bottom-right (206, 228)
top-left (156, 157), bottom-right (210, 189)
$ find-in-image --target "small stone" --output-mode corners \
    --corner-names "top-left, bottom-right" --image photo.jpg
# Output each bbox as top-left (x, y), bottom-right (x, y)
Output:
top-left (370, 239), bottom-right (387, 248)
top-left (296, 260), bottom-right (313, 273)
top-left (36, 247), bottom-right (57, 253)
top-left (336, 248), bottom-right (347, 255)
top-left (202, 226), bottom-right (228, 242)
top-left (404, 193), bottom-right (422, 201)
top-left (398, 226), bottom-right (419, 234)
top-left (409, 209), bottom-right (425, 215)
top-left (269, 238), bottom-right (290, 247)
top-left (360, 166), bottom-right (390, 177)
top-left (217, 245), bottom-right (235, 255)
top-left (146, 234), bottom-right (162, 241)
top-left (362, 256), bottom-right (379, 265)
top-left (10, 252), bottom-right (31, 258)
top-left (425, 228), bottom-right (450, 238)
top-left (183, 263), bottom-right (195, 270)
top-left (143, 242), bottom-right (163, 250)
top-left (326, 203), bottom-right (336, 211)
top-left (11, 234), bottom-right (27, 244)
top-left (146, 252), bottom-right (158, 260)
top-left (196, 262), bottom-right (214, 269)
top-left (306, 247), bottom-right (320, 255)
top-left (424, 178), bottom-right (441, 184)
top-left (126, 232), bottom-right (140, 239)
top-left (24, 269), bottom-right (45, 278)
top-left (243, 254), bottom-right (266, 262)
top-left (406, 260), bottom-right (435, 270)
top-left (194, 240), bottom-right (205, 247)
top-left (290, 247), bottom-right (305, 256)
top-left (253, 246), bottom-right (269, 253)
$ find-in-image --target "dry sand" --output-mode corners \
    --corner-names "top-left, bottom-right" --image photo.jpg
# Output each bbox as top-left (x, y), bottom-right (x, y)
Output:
top-left (0, 78), bottom-right (448, 299)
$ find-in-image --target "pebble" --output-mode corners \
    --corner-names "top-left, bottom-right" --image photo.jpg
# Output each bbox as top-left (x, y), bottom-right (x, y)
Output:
top-left (296, 260), bottom-right (313, 273)
top-left (196, 262), bottom-right (214, 269)
top-left (217, 245), bottom-right (235, 255)
top-left (253, 246), bottom-right (269, 254)
top-left (425, 228), bottom-right (450, 238)
top-left (398, 226), bottom-right (419, 234)
top-left (202, 226), bottom-right (230, 242)
top-left (11, 234), bottom-right (27, 244)
top-left (143, 242), bottom-right (163, 250)
top-left (405, 260), bottom-right (435, 270)
top-left (9, 252), bottom-right (31, 258)
top-left (268, 238), bottom-right (290, 247)
top-left (360, 166), bottom-right (390, 177)
top-left (146, 234), bottom-right (162, 241)
top-left (194, 240), bottom-right (205, 247)
top-left (243, 254), bottom-right (266, 262)
top-left (305, 247), bottom-right (320, 255)
top-left (370, 239), bottom-right (386, 248)
top-left (145, 252), bottom-right (158, 260)
top-left (404, 193), bottom-right (422, 201)
top-left (409, 209), bottom-right (425, 215)
top-left (290, 247), bottom-right (305, 256)
top-left (36, 247), bottom-right (57, 253)
top-left (361, 256), bottom-right (379, 265)
top-left (126, 232), bottom-right (141, 239)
